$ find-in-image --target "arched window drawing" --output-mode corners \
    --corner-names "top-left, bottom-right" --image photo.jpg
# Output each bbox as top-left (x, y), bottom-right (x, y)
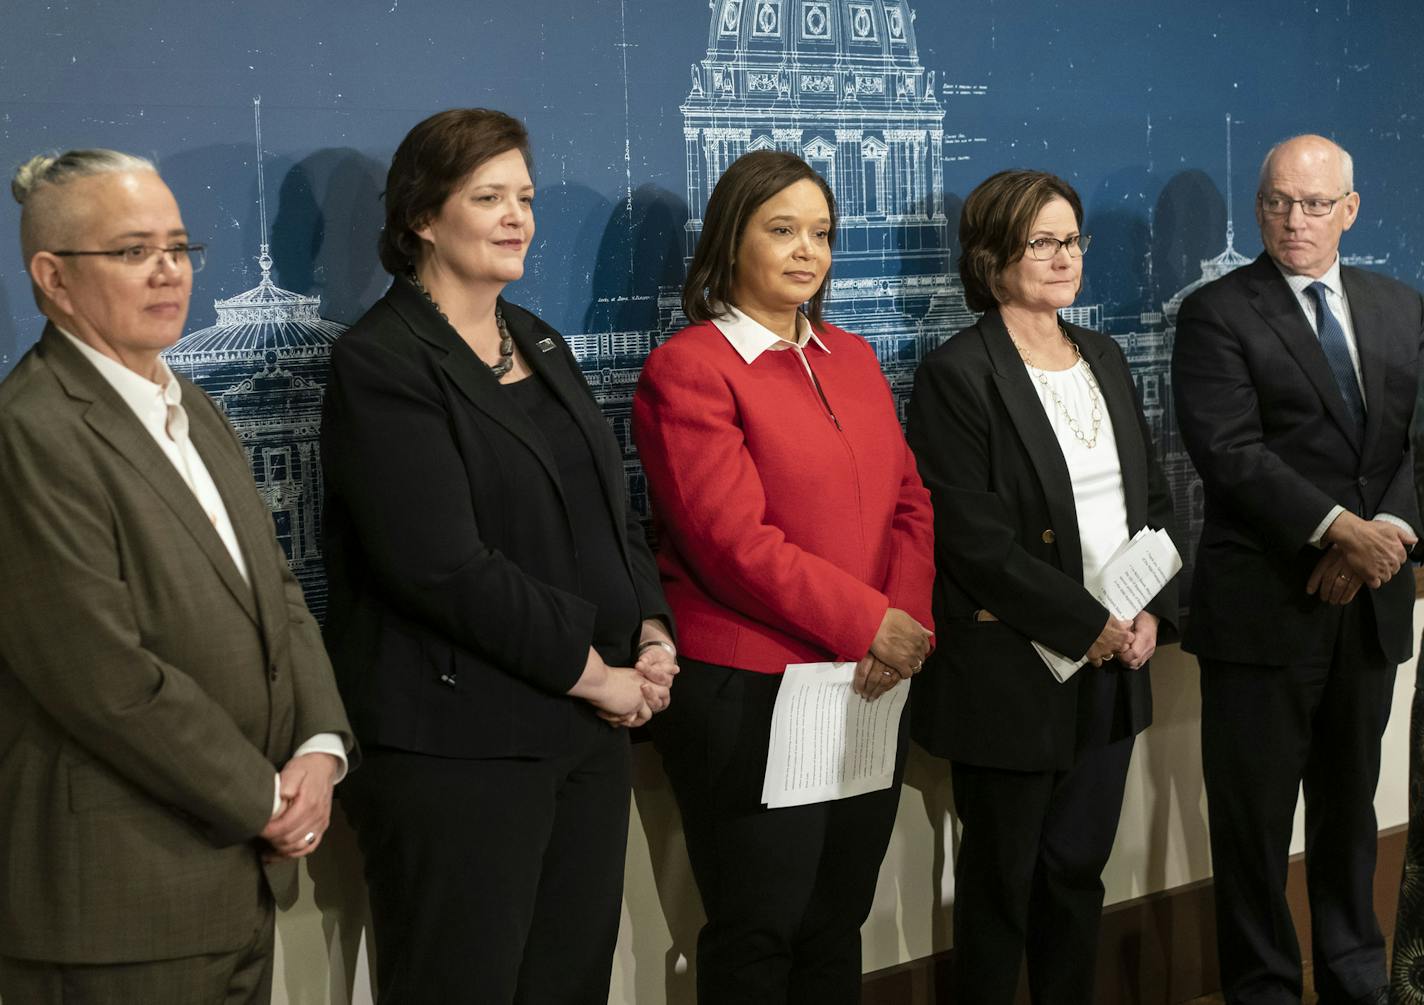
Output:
top-left (861, 135), bottom-right (888, 216)
top-left (802, 135), bottom-right (838, 196)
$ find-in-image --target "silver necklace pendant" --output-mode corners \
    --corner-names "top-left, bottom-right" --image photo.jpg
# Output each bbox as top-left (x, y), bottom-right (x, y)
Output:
top-left (408, 269), bottom-right (515, 378)
top-left (1007, 326), bottom-right (1103, 449)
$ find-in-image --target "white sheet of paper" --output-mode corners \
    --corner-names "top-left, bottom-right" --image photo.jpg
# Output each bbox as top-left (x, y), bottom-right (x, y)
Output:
top-left (760, 662), bottom-right (908, 808)
top-left (1031, 527), bottom-right (1183, 683)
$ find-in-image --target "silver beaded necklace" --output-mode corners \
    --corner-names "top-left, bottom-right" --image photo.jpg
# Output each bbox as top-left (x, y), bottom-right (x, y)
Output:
top-left (407, 269), bottom-right (514, 378)
top-left (1007, 326), bottom-right (1103, 449)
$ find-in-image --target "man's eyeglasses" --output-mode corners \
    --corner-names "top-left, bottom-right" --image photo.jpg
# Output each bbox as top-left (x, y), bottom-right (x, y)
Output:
top-left (49, 243), bottom-right (207, 273)
top-left (1025, 234), bottom-right (1091, 261)
top-left (1256, 194), bottom-right (1350, 218)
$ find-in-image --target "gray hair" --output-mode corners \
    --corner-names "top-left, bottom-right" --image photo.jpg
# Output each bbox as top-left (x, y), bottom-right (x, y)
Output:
top-left (13, 148), bottom-right (157, 263)
top-left (1258, 135), bottom-right (1355, 194)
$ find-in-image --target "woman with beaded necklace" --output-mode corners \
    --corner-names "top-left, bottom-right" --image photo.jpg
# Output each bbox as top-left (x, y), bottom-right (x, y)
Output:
top-left (320, 108), bottom-right (676, 1004)
top-left (905, 169), bottom-right (1179, 1005)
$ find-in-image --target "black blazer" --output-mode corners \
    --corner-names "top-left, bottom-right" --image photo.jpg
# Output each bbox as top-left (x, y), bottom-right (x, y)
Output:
top-left (321, 276), bottom-right (670, 759)
top-left (1173, 253), bottom-right (1424, 667)
top-left (907, 309), bottom-right (1179, 772)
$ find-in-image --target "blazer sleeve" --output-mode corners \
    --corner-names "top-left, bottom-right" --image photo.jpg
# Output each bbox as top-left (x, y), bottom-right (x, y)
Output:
top-left (197, 390), bottom-right (356, 761)
top-left (0, 415), bottom-right (277, 845)
top-left (881, 437), bottom-right (936, 632)
top-left (633, 341), bottom-right (889, 659)
top-left (323, 332), bottom-right (597, 696)
top-left (1172, 291), bottom-right (1340, 550)
top-left (907, 346), bottom-right (1107, 659)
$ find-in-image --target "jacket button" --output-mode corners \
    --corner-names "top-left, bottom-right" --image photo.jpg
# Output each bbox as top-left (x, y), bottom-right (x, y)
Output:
top-left (269, 668), bottom-right (279, 682)
top-left (1358, 476), bottom-right (1369, 489)
top-left (1041, 529), bottom-right (1056, 544)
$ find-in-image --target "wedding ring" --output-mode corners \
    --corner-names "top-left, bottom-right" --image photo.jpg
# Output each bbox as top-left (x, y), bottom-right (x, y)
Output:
top-left (881, 669), bottom-right (894, 678)
top-left (303, 832), bottom-right (316, 845)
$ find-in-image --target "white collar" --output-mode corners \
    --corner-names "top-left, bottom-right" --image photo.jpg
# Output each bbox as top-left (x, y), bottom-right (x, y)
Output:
top-left (1276, 254), bottom-right (1344, 300)
top-left (710, 304), bottom-right (830, 364)
top-left (57, 326), bottom-right (183, 417)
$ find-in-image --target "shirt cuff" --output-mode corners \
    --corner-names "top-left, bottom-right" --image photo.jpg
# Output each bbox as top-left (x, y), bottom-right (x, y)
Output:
top-left (1308, 505), bottom-right (1346, 548)
top-left (271, 734), bottom-right (350, 818)
top-left (1374, 513), bottom-right (1416, 537)
top-left (292, 733), bottom-right (350, 783)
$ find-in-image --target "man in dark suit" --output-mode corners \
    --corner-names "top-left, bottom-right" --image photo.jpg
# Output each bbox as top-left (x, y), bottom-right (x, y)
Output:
top-left (1174, 134), bottom-right (1424, 1005)
top-left (0, 150), bottom-right (353, 1004)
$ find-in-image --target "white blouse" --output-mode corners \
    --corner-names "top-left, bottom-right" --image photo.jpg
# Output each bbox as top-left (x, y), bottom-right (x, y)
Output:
top-left (1024, 359), bottom-right (1131, 585)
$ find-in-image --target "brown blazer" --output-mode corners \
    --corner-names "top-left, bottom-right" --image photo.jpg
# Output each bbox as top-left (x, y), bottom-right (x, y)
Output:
top-left (0, 325), bottom-right (353, 964)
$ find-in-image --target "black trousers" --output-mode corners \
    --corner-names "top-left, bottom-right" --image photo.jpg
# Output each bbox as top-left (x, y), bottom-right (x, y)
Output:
top-left (339, 725), bottom-right (632, 1005)
top-left (650, 659), bottom-right (908, 1004)
top-left (1201, 599), bottom-right (1396, 1005)
top-left (948, 734), bottom-right (1135, 1005)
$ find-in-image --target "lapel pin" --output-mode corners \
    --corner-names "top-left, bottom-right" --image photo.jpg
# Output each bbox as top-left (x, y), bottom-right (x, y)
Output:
top-left (536, 338), bottom-right (556, 353)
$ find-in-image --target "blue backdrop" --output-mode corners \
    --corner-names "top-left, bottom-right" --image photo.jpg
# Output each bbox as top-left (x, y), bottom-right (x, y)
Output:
top-left (3, 0), bottom-right (1422, 615)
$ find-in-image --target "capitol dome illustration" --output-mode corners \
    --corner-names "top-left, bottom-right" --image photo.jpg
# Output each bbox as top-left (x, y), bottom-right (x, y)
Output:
top-left (165, 99), bottom-right (345, 620)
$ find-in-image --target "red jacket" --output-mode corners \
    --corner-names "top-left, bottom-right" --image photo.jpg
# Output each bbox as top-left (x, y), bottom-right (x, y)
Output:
top-left (632, 319), bottom-right (935, 674)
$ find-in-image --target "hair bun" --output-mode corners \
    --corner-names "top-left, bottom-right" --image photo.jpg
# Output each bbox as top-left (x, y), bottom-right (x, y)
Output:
top-left (11, 154), bottom-right (57, 205)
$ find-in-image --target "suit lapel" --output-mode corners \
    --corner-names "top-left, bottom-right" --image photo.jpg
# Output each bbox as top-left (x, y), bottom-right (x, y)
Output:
top-left (43, 328), bottom-right (261, 626)
top-left (1340, 266), bottom-right (1389, 460)
top-left (385, 278), bottom-right (566, 501)
top-left (1077, 328), bottom-right (1149, 530)
top-left (979, 311), bottom-right (1086, 583)
top-left (1245, 255), bottom-right (1363, 454)
top-left (184, 395), bottom-right (284, 644)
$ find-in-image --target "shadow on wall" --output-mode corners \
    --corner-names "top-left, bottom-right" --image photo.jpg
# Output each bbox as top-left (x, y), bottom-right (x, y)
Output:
top-left (285, 801), bottom-right (375, 1003)
top-left (270, 149), bottom-right (389, 325)
top-left (1153, 170), bottom-right (1231, 302)
top-left (1084, 165), bottom-right (1156, 313)
top-left (580, 183), bottom-right (689, 337)
top-left (0, 280), bottom-right (17, 371)
top-left (630, 747), bottom-right (703, 1005)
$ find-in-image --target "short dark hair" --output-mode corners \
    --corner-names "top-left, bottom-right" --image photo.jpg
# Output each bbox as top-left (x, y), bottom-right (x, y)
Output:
top-left (682, 150), bottom-right (837, 327)
top-left (378, 108), bottom-right (532, 276)
top-left (958, 169), bottom-right (1083, 313)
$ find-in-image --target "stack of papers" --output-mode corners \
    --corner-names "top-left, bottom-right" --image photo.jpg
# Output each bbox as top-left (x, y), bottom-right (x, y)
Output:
top-left (761, 661), bottom-right (908, 808)
top-left (1032, 527), bottom-right (1182, 683)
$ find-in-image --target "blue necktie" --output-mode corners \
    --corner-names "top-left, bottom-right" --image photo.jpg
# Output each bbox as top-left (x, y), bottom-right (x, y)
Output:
top-left (1306, 281), bottom-right (1365, 436)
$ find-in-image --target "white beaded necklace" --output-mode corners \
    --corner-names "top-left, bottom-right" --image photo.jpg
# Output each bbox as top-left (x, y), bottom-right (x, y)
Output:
top-left (1007, 326), bottom-right (1103, 449)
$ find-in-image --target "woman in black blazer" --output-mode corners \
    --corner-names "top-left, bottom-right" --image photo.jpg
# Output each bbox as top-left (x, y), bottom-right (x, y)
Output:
top-left (906, 170), bottom-right (1178, 1005)
top-left (321, 108), bottom-right (676, 1004)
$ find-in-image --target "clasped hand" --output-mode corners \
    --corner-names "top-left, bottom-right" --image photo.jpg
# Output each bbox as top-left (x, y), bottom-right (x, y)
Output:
top-left (1311, 514), bottom-right (1415, 603)
top-left (261, 751), bottom-right (341, 862)
top-left (1086, 614), bottom-right (1147, 668)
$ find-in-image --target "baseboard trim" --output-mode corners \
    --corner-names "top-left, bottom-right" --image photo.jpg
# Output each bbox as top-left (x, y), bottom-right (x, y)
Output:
top-left (862, 823), bottom-right (1409, 1004)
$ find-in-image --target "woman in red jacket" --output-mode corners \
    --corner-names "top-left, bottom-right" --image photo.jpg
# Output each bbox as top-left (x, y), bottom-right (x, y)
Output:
top-left (632, 150), bottom-right (935, 1003)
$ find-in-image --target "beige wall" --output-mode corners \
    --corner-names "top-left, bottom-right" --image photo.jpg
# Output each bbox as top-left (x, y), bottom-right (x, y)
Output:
top-left (4, 608), bottom-right (1404, 1005)
top-left (260, 599), bottom-right (1423, 1004)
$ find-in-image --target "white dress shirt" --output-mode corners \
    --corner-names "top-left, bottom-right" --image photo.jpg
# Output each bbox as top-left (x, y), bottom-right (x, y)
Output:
top-left (711, 303), bottom-right (830, 378)
top-left (1024, 360), bottom-right (1131, 585)
top-left (1269, 260), bottom-right (1412, 546)
top-left (59, 330), bottom-right (346, 815)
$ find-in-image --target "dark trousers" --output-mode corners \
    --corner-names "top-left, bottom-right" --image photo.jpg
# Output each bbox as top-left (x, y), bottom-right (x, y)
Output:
top-left (948, 735), bottom-right (1135, 1005)
top-left (340, 725), bottom-right (632, 1005)
top-left (1201, 600), bottom-right (1396, 1005)
top-left (650, 659), bottom-right (907, 1004)
top-left (0, 899), bottom-right (274, 1005)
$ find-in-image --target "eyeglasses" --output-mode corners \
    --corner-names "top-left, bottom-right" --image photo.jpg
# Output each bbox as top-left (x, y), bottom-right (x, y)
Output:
top-left (50, 243), bottom-right (207, 273)
top-left (1025, 234), bottom-right (1091, 260)
top-left (1256, 194), bottom-right (1350, 218)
